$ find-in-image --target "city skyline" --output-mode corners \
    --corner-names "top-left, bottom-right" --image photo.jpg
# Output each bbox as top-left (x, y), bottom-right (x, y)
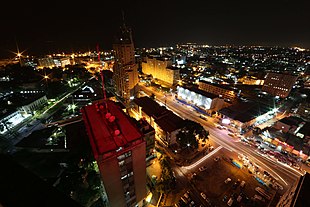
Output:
top-left (0, 0), bottom-right (309, 58)
top-left (1, 16), bottom-right (310, 206)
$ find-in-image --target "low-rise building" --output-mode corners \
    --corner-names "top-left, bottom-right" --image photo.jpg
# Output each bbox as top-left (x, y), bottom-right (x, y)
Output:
top-left (198, 80), bottom-right (238, 103)
top-left (296, 101), bottom-right (310, 121)
top-left (262, 72), bottom-right (298, 98)
top-left (0, 92), bottom-right (47, 134)
top-left (133, 97), bottom-right (185, 145)
top-left (176, 86), bottom-right (230, 113)
top-left (274, 116), bottom-right (306, 135)
top-left (240, 76), bottom-right (264, 85)
top-left (218, 101), bottom-right (275, 133)
top-left (38, 57), bottom-right (55, 68)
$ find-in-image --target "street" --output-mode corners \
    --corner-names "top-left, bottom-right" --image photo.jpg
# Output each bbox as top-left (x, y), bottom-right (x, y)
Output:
top-left (139, 83), bottom-right (302, 201)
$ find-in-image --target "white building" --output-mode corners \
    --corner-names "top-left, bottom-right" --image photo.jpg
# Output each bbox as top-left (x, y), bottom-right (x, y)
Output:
top-left (176, 86), bottom-right (229, 112)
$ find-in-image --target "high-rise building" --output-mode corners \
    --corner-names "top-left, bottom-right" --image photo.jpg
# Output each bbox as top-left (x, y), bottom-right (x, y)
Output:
top-left (112, 24), bottom-right (139, 103)
top-left (142, 57), bottom-right (180, 86)
top-left (276, 173), bottom-right (310, 207)
top-left (262, 72), bottom-right (298, 98)
top-left (81, 100), bottom-right (146, 207)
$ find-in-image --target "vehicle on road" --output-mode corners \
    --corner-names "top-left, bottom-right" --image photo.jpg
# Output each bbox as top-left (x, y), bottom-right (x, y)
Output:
top-left (199, 115), bottom-right (207, 120)
top-left (200, 192), bottom-right (207, 200)
top-left (237, 195), bottom-right (242, 202)
top-left (224, 177), bottom-right (232, 184)
top-left (255, 187), bottom-right (272, 200)
top-left (240, 180), bottom-right (246, 188)
top-left (180, 196), bottom-right (189, 204)
top-left (183, 192), bottom-right (190, 200)
top-left (253, 194), bottom-right (265, 202)
top-left (189, 200), bottom-right (195, 207)
top-left (227, 197), bottom-right (234, 206)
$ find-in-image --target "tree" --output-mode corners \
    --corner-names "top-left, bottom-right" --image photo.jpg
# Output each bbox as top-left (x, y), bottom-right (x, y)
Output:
top-left (176, 129), bottom-right (199, 149)
top-left (157, 156), bottom-right (175, 193)
top-left (176, 119), bottom-right (209, 149)
top-left (199, 129), bottom-right (209, 142)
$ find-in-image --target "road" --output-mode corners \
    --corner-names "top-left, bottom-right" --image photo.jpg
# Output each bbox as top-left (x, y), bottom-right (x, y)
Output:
top-left (139, 84), bottom-right (302, 192)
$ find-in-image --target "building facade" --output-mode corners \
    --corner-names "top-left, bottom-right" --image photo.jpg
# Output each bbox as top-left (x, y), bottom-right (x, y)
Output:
top-left (262, 73), bottom-right (298, 98)
top-left (112, 24), bottom-right (139, 103)
top-left (176, 86), bottom-right (228, 112)
top-left (81, 100), bottom-right (146, 207)
top-left (20, 94), bottom-right (48, 115)
top-left (142, 57), bottom-right (180, 86)
top-left (38, 57), bottom-right (55, 68)
top-left (198, 80), bottom-right (237, 103)
top-left (276, 173), bottom-right (310, 207)
top-left (133, 97), bottom-right (184, 145)
top-left (219, 101), bottom-right (275, 133)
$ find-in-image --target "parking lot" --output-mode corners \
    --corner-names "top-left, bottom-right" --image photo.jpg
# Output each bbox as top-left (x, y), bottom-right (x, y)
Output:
top-left (190, 148), bottom-right (276, 207)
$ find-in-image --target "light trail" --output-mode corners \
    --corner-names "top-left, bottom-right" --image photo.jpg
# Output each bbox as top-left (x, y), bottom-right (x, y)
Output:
top-left (213, 135), bottom-right (289, 185)
top-left (182, 146), bottom-right (223, 170)
top-left (140, 85), bottom-right (301, 186)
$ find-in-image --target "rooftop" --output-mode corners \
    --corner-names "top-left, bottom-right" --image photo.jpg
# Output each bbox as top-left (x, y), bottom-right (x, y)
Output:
top-left (178, 85), bottom-right (219, 99)
top-left (279, 116), bottom-right (305, 126)
top-left (0, 92), bottom-right (46, 119)
top-left (298, 122), bottom-right (310, 137)
top-left (219, 101), bottom-right (271, 123)
top-left (166, 66), bottom-right (180, 70)
top-left (199, 80), bottom-right (238, 92)
top-left (81, 100), bottom-right (143, 159)
top-left (134, 97), bottom-right (167, 119)
top-left (155, 111), bottom-right (185, 133)
top-left (134, 96), bottom-right (185, 132)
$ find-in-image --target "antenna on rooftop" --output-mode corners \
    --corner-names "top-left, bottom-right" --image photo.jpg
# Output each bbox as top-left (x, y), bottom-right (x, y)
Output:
top-left (100, 69), bottom-right (108, 110)
top-left (98, 43), bottom-right (107, 110)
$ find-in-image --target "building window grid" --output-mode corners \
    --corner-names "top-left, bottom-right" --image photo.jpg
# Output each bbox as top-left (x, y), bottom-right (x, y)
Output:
top-left (117, 151), bottom-right (136, 205)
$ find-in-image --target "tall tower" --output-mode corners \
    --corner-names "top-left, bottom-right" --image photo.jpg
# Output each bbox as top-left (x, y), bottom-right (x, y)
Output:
top-left (112, 23), bottom-right (139, 104)
top-left (81, 100), bottom-right (146, 207)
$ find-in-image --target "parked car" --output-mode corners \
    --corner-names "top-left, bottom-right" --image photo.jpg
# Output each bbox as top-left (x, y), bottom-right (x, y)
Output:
top-left (223, 195), bottom-right (228, 202)
top-left (224, 177), bottom-right (232, 184)
top-left (183, 192), bottom-right (190, 200)
top-left (200, 192), bottom-right (207, 200)
top-left (227, 197), bottom-right (234, 206)
top-left (237, 195), bottom-right (242, 202)
top-left (253, 194), bottom-right (265, 202)
top-left (240, 180), bottom-right (246, 188)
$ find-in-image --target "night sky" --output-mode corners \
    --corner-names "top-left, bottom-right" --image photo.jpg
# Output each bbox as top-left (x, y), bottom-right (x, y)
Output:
top-left (0, 0), bottom-right (309, 58)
